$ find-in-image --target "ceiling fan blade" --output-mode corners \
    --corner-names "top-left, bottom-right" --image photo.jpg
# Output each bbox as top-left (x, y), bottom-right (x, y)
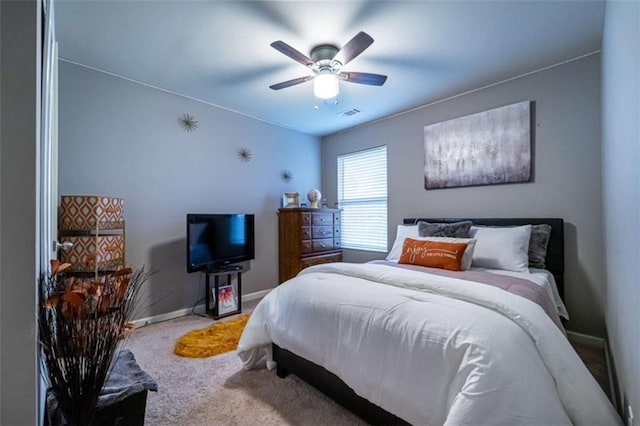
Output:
top-left (332, 31), bottom-right (374, 66)
top-left (269, 76), bottom-right (313, 90)
top-left (339, 72), bottom-right (387, 86)
top-left (270, 41), bottom-right (314, 67)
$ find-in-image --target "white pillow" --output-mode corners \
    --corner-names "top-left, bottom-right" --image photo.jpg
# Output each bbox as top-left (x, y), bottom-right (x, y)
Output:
top-left (470, 225), bottom-right (532, 272)
top-left (386, 225), bottom-right (419, 261)
top-left (419, 237), bottom-right (477, 270)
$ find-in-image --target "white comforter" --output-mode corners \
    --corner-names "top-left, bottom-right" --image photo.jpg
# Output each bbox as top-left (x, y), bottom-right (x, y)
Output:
top-left (237, 263), bottom-right (620, 425)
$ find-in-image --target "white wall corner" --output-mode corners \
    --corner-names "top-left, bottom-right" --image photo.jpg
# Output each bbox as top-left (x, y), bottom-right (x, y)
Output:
top-left (131, 287), bottom-right (273, 328)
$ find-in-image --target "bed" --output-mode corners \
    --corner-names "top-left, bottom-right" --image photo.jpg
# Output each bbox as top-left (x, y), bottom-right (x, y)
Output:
top-left (237, 218), bottom-right (620, 425)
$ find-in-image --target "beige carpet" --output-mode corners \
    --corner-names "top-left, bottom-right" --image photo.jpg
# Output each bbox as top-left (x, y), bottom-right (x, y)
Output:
top-left (125, 314), bottom-right (366, 426)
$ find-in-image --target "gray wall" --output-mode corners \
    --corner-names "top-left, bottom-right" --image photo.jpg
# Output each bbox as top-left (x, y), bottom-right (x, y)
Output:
top-left (322, 54), bottom-right (604, 336)
top-left (58, 61), bottom-right (321, 319)
top-left (602, 0), bottom-right (639, 416)
top-left (0, 1), bottom-right (39, 424)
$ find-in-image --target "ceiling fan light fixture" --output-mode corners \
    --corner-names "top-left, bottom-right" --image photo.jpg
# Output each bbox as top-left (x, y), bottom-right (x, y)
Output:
top-left (269, 32), bottom-right (385, 99)
top-left (313, 71), bottom-right (339, 99)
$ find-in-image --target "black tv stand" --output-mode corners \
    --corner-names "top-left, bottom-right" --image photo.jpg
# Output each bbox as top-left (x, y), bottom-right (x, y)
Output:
top-left (219, 265), bottom-right (243, 272)
top-left (202, 266), bottom-right (243, 320)
top-left (206, 263), bottom-right (243, 273)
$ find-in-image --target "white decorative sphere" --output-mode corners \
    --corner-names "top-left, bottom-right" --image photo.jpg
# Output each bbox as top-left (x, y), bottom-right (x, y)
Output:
top-left (307, 189), bottom-right (321, 203)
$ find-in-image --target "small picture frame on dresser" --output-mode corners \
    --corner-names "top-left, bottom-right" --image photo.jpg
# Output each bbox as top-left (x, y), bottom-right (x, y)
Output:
top-left (282, 192), bottom-right (300, 208)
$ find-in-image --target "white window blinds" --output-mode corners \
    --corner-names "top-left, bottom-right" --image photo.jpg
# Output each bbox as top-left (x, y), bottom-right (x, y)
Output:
top-left (337, 146), bottom-right (388, 252)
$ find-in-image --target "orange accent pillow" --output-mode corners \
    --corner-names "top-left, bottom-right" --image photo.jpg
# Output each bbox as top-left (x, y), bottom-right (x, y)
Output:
top-left (399, 238), bottom-right (468, 271)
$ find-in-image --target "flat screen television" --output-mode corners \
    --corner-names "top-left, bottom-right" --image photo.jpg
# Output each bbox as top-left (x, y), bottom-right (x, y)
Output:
top-left (186, 213), bottom-right (255, 273)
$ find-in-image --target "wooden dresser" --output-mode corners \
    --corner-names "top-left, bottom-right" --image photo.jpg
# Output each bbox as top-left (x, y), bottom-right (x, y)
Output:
top-left (278, 207), bottom-right (342, 283)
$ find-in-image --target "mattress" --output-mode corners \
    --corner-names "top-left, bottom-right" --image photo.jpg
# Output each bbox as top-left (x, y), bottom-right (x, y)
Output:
top-left (237, 262), bottom-right (619, 425)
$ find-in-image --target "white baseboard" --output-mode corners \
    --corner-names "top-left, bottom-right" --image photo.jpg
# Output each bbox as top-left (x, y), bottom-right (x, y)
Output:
top-left (566, 331), bottom-right (617, 405)
top-left (131, 306), bottom-right (196, 328)
top-left (566, 330), bottom-right (605, 348)
top-left (131, 287), bottom-right (274, 328)
top-left (243, 288), bottom-right (272, 301)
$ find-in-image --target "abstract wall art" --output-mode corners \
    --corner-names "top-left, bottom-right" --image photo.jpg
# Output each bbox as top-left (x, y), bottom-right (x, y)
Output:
top-left (424, 100), bottom-right (531, 190)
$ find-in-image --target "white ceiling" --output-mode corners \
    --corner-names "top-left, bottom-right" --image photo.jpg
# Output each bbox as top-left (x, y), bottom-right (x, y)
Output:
top-left (55, 0), bottom-right (604, 137)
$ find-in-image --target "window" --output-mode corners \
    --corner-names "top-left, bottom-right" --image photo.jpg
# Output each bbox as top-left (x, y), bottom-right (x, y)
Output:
top-left (337, 146), bottom-right (388, 252)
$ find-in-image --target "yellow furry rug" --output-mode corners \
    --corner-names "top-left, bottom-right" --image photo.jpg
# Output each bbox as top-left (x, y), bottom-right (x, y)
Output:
top-left (174, 314), bottom-right (250, 358)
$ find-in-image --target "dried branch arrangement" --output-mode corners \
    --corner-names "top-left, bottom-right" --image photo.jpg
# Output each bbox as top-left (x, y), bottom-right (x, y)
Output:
top-left (39, 260), bottom-right (151, 425)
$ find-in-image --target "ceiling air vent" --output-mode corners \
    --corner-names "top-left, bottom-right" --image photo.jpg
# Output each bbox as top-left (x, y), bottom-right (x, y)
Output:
top-left (338, 108), bottom-right (363, 117)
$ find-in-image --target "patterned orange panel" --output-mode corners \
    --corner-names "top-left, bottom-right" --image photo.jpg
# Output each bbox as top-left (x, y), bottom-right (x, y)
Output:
top-left (59, 235), bottom-right (125, 272)
top-left (59, 196), bottom-right (124, 231)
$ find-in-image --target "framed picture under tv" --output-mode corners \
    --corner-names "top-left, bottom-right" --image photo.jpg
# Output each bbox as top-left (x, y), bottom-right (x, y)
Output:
top-left (217, 285), bottom-right (238, 315)
top-left (204, 268), bottom-right (243, 319)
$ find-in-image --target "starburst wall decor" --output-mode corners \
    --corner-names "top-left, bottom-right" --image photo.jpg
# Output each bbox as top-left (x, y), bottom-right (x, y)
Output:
top-left (179, 114), bottom-right (199, 132)
top-left (281, 170), bottom-right (293, 182)
top-left (237, 148), bottom-right (252, 162)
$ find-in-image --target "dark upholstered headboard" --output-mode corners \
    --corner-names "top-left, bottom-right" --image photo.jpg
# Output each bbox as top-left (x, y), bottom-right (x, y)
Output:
top-left (402, 218), bottom-right (565, 302)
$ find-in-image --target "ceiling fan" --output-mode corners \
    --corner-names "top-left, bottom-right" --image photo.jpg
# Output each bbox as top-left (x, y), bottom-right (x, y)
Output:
top-left (269, 31), bottom-right (387, 99)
